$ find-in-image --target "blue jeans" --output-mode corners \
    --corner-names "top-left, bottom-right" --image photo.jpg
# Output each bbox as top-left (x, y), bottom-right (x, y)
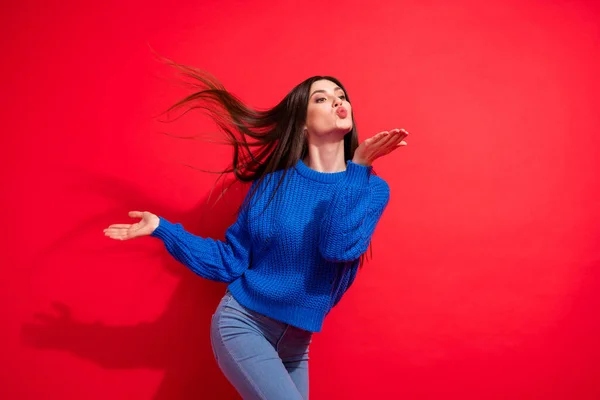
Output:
top-left (210, 290), bottom-right (313, 399)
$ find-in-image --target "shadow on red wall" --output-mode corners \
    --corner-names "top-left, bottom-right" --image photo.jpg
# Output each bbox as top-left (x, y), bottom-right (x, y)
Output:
top-left (21, 166), bottom-right (248, 399)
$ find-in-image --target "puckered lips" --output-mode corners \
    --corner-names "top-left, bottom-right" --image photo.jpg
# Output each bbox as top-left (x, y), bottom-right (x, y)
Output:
top-left (336, 106), bottom-right (348, 119)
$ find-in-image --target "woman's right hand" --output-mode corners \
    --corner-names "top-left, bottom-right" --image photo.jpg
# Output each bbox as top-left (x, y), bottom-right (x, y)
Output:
top-left (103, 211), bottom-right (160, 240)
top-left (352, 128), bottom-right (409, 167)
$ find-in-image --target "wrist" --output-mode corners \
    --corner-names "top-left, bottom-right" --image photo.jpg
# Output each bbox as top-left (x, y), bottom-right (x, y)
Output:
top-left (351, 157), bottom-right (372, 167)
top-left (150, 215), bottom-right (160, 233)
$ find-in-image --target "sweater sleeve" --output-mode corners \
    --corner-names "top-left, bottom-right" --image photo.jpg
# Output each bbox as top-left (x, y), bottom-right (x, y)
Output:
top-left (319, 161), bottom-right (390, 262)
top-left (149, 185), bottom-right (254, 283)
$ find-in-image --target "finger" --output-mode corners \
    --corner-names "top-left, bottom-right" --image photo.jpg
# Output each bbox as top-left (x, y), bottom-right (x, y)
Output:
top-left (105, 232), bottom-right (130, 240)
top-left (379, 141), bottom-right (408, 156)
top-left (379, 134), bottom-right (407, 155)
top-left (378, 130), bottom-right (399, 149)
top-left (390, 127), bottom-right (408, 137)
top-left (365, 131), bottom-right (388, 145)
top-left (104, 227), bottom-right (129, 234)
top-left (104, 228), bottom-right (131, 239)
top-left (129, 211), bottom-right (144, 219)
top-left (365, 131), bottom-right (397, 160)
top-left (104, 231), bottom-right (127, 239)
top-left (391, 130), bottom-right (408, 145)
top-left (375, 129), bottom-right (409, 156)
top-left (395, 135), bottom-right (408, 146)
top-left (391, 128), bottom-right (409, 138)
top-left (390, 140), bottom-right (408, 150)
top-left (389, 128), bottom-right (405, 140)
top-left (105, 224), bottom-right (132, 230)
top-left (371, 129), bottom-right (395, 145)
top-left (385, 129), bottom-right (402, 145)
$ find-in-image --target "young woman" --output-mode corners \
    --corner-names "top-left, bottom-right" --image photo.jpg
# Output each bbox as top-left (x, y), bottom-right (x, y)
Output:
top-left (103, 66), bottom-right (409, 399)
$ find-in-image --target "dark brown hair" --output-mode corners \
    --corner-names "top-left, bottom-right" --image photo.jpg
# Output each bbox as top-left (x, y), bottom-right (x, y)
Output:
top-left (160, 58), bottom-right (372, 266)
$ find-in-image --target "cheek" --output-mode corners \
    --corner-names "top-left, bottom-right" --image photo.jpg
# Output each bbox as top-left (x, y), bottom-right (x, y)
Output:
top-left (306, 107), bottom-right (329, 129)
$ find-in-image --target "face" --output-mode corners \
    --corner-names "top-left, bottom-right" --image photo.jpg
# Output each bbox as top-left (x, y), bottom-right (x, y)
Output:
top-left (305, 79), bottom-right (353, 139)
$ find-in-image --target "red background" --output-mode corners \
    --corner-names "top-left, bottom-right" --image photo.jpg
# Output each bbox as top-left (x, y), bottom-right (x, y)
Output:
top-left (2, 0), bottom-right (599, 398)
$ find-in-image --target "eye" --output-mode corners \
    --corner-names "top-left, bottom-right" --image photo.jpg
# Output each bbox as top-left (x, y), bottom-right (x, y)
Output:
top-left (316, 97), bottom-right (326, 103)
top-left (339, 95), bottom-right (347, 101)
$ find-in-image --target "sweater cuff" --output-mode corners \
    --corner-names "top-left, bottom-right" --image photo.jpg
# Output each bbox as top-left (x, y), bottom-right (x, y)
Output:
top-left (150, 216), bottom-right (177, 242)
top-left (345, 160), bottom-right (372, 185)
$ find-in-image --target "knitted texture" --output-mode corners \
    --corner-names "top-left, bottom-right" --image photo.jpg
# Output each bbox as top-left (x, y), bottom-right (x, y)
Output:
top-left (151, 159), bottom-right (390, 332)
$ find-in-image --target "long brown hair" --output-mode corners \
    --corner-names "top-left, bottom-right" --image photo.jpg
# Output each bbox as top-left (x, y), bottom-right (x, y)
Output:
top-left (159, 58), bottom-right (372, 266)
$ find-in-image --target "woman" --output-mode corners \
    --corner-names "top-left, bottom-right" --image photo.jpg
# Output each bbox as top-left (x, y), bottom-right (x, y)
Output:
top-left (104, 65), bottom-right (409, 399)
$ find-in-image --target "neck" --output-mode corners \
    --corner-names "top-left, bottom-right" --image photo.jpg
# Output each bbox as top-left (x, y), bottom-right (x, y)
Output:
top-left (302, 140), bottom-right (346, 173)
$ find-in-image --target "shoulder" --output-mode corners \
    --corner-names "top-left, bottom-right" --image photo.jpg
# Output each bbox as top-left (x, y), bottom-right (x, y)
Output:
top-left (244, 167), bottom-right (288, 205)
top-left (253, 168), bottom-right (287, 191)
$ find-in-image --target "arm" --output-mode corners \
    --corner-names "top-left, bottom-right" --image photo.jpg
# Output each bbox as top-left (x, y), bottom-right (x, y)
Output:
top-left (150, 184), bottom-right (255, 283)
top-left (318, 161), bottom-right (390, 262)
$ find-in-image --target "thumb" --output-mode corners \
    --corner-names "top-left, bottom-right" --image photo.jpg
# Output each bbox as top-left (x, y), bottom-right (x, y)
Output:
top-left (128, 211), bottom-right (144, 219)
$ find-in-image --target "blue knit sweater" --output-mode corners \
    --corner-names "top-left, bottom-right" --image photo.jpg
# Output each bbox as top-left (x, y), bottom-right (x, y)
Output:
top-left (150, 159), bottom-right (390, 332)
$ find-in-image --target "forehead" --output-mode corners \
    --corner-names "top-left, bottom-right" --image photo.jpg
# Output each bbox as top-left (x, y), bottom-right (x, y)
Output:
top-left (309, 79), bottom-right (343, 92)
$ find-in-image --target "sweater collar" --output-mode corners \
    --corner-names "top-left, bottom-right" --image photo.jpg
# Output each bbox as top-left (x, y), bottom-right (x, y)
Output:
top-left (294, 159), bottom-right (347, 184)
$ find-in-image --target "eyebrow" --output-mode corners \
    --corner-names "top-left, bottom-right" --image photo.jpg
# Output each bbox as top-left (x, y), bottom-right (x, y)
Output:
top-left (309, 87), bottom-right (345, 98)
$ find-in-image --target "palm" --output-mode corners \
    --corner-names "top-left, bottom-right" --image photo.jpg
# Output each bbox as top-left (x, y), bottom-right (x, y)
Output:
top-left (103, 211), bottom-right (159, 240)
top-left (353, 128), bottom-right (409, 166)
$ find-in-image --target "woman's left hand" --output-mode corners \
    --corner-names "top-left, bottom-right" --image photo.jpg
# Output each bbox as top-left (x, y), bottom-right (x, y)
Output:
top-left (352, 128), bottom-right (409, 167)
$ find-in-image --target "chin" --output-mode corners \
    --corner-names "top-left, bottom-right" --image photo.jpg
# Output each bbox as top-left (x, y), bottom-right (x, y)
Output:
top-left (333, 126), bottom-right (352, 137)
top-left (313, 125), bottom-right (352, 139)
top-left (339, 124), bottom-right (353, 135)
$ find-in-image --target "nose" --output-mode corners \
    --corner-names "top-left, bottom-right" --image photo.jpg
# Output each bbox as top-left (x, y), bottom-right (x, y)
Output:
top-left (333, 96), bottom-right (343, 108)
